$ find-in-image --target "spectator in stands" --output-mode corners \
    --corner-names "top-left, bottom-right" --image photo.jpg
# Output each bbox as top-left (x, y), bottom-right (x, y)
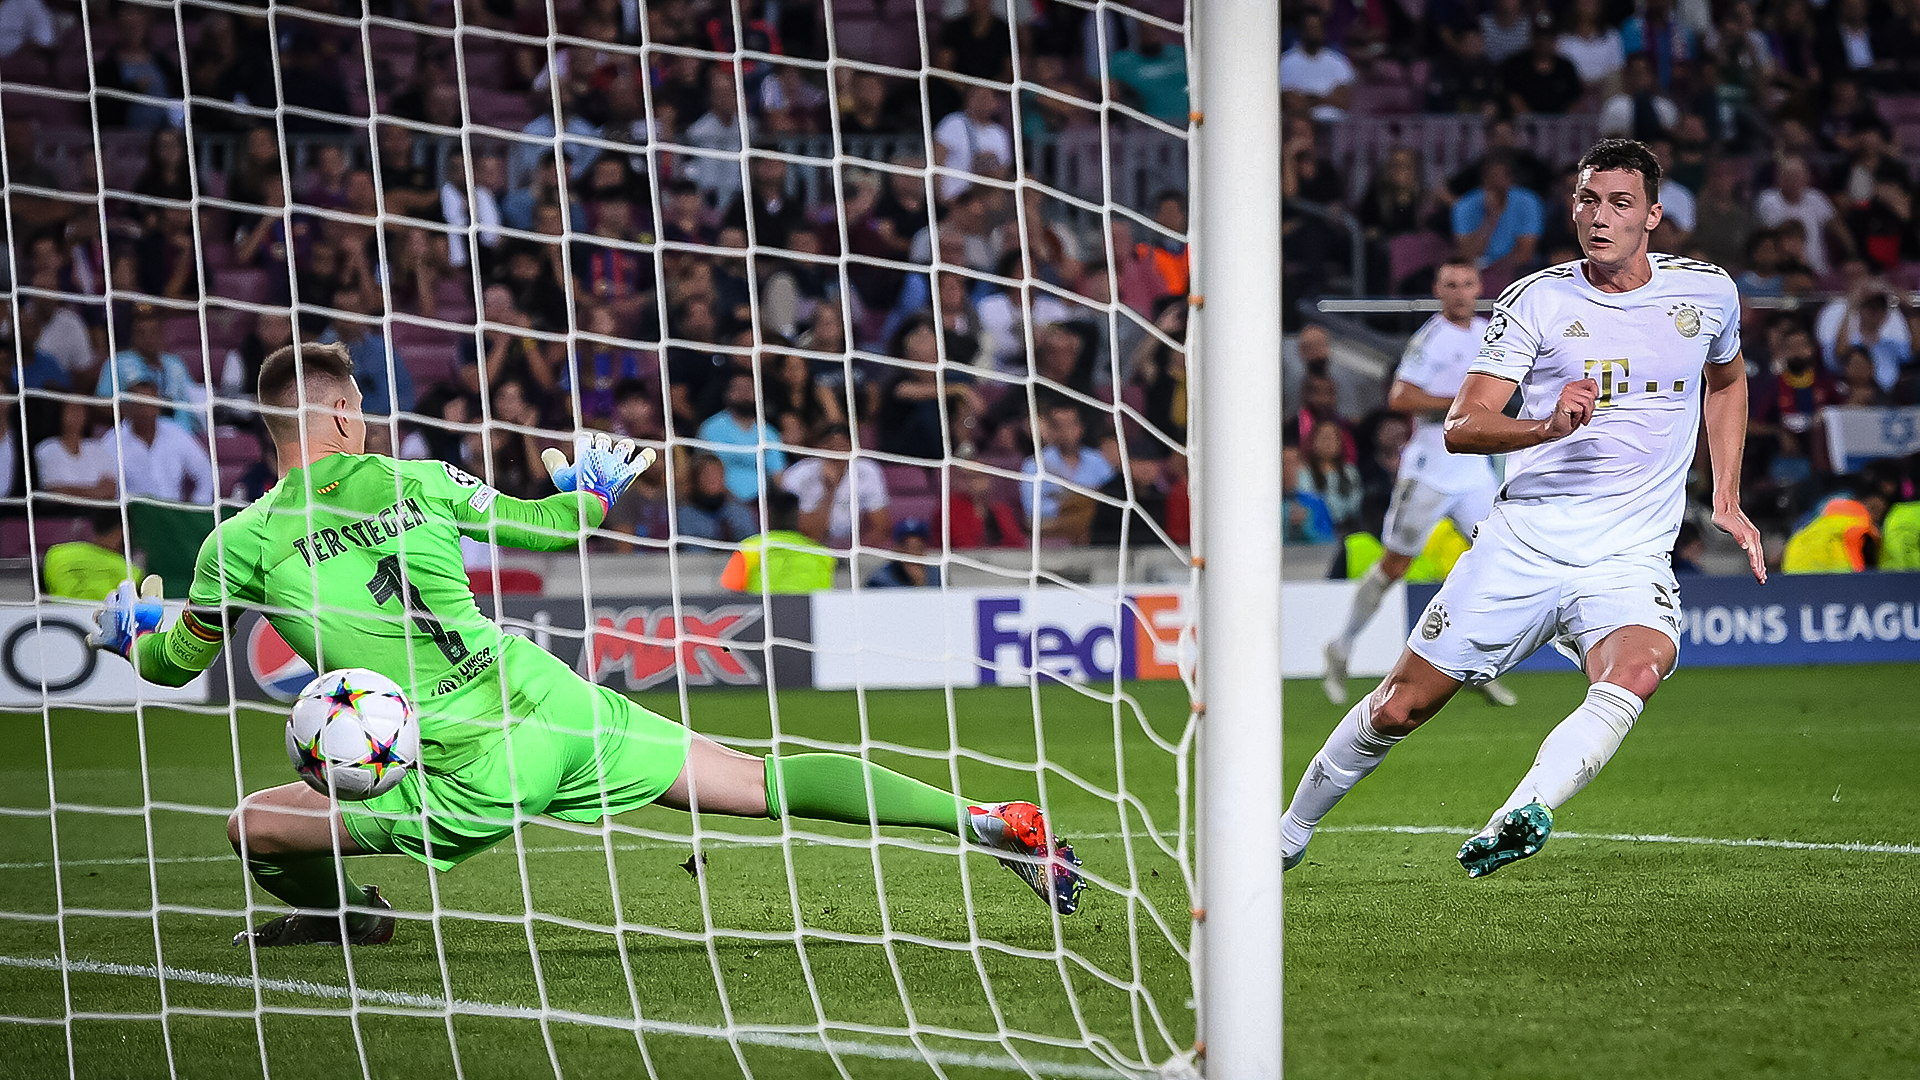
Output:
top-left (1502, 14), bottom-right (1584, 115)
top-left (1424, 25), bottom-right (1501, 116)
top-left (722, 156), bottom-right (807, 251)
top-left (97, 307), bottom-right (202, 435)
top-left (948, 465), bottom-right (1024, 549)
top-left (324, 286), bottom-right (417, 419)
top-left (442, 149), bottom-right (505, 277)
top-left (0, 0), bottom-right (67, 62)
top-left (1451, 153), bottom-right (1541, 275)
top-left (719, 489), bottom-right (837, 593)
top-left (698, 369), bottom-right (786, 501)
top-left (933, 86), bottom-right (1013, 204)
top-left (1838, 127), bottom-right (1915, 271)
top-left (1110, 20), bottom-right (1191, 123)
top-left (468, 377), bottom-right (546, 499)
top-left (131, 128), bottom-right (192, 220)
top-left (11, 298), bottom-right (68, 393)
top-left (1126, 295), bottom-right (1189, 454)
top-left (1020, 401), bottom-right (1115, 545)
top-left (1692, 159), bottom-right (1756, 272)
top-left (839, 71), bottom-right (915, 143)
top-left (42, 508), bottom-right (138, 602)
top-left (98, 379), bottom-right (212, 505)
top-left (781, 424), bottom-right (889, 551)
top-left (1750, 320), bottom-right (1836, 481)
top-left (1296, 419), bottom-right (1363, 530)
top-left (1647, 140), bottom-right (1696, 250)
top-left (565, 308), bottom-right (650, 426)
top-left (229, 426), bottom-right (278, 502)
top-left (99, 3), bottom-right (181, 130)
top-left (235, 176), bottom-right (304, 276)
top-left (1757, 156), bottom-right (1848, 276)
top-left (573, 185), bottom-right (657, 340)
top-left (1280, 11), bottom-right (1356, 123)
top-left (762, 350), bottom-right (841, 446)
top-left (33, 399), bottom-right (115, 502)
top-left (880, 316), bottom-right (985, 459)
top-left (1737, 230), bottom-right (1786, 297)
top-left (677, 451), bottom-right (759, 544)
top-left (1479, 0), bottom-right (1532, 64)
top-left (1557, 0), bottom-right (1627, 98)
top-left (686, 67), bottom-right (745, 206)
top-left (1817, 0), bottom-right (1892, 89)
top-left (1597, 54), bottom-right (1679, 141)
top-left (1295, 369), bottom-right (1359, 463)
top-left (1837, 346), bottom-right (1892, 406)
top-left (375, 122), bottom-right (447, 315)
top-left (936, 0), bottom-right (1013, 85)
top-left (1815, 279), bottom-right (1910, 390)
top-left (866, 518), bottom-right (939, 588)
top-left (1620, 0), bottom-right (1695, 91)
top-left (1282, 444), bottom-right (1336, 544)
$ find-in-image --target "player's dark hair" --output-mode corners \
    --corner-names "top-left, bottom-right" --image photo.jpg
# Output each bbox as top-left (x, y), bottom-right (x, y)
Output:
top-left (88, 507), bottom-right (126, 538)
top-left (1577, 138), bottom-right (1661, 205)
top-left (257, 341), bottom-right (354, 443)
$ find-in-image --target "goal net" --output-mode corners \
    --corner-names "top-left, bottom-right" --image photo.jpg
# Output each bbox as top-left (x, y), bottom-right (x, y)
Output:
top-left (0, 0), bottom-right (1218, 1077)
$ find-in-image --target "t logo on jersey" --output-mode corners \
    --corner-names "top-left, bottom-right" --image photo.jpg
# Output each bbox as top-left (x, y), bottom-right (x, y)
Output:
top-left (1583, 357), bottom-right (1630, 408)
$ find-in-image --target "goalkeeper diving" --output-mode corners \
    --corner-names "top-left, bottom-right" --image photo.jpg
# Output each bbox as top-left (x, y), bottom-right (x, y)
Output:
top-left (90, 342), bottom-right (1084, 947)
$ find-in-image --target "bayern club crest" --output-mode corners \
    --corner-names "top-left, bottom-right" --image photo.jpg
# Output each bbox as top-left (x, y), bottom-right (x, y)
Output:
top-left (247, 619), bottom-right (317, 702)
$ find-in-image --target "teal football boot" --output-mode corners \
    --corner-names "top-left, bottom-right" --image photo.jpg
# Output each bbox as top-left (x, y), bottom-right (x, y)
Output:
top-left (1456, 803), bottom-right (1553, 878)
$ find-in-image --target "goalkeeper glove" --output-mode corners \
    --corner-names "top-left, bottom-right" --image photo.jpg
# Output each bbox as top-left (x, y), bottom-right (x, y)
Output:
top-left (541, 434), bottom-right (657, 511)
top-left (87, 575), bottom-right (166, 659)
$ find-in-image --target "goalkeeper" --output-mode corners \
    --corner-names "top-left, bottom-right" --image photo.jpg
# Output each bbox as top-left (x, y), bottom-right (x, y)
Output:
top-left (91, 343), bottom-right (1083, 947)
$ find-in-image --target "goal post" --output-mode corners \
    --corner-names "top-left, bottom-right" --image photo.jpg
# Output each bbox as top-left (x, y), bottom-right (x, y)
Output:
top-left (1191, 0), bottom-right (1286, 1075)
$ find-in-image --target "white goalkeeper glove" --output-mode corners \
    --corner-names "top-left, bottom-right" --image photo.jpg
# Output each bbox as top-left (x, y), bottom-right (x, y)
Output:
top-left (542, 434), bottom-right (657, 510)
top-left (88, 575), bottom-right (166, 659)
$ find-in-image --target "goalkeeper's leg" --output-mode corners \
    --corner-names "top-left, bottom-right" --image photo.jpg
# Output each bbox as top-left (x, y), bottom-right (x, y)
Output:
top-left (657, 736), bottom-right (1085, 915)
top-left (226, 783), bottom-right (395, 947)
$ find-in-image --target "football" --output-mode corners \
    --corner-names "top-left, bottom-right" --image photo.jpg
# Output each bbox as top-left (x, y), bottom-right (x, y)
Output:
top-left (284, 668), bottom-right (419, 800)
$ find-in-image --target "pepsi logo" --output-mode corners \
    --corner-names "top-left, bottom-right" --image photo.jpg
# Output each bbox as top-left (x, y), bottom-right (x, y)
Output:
top-left (247, 619), bottom-right (315, 702)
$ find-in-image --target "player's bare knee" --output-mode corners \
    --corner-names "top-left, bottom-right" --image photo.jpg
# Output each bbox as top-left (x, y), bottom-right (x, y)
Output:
top-left (1606, 666), bottom-right (1662, 704)
top-left (1367, 679), bottom-right (1435, 737)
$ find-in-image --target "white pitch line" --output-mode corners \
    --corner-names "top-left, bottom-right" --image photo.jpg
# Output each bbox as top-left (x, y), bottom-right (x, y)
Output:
top-left (0, 955), bottom-right (1131, 1080)
top-left (1320, 824), bottom-right (1920, 855)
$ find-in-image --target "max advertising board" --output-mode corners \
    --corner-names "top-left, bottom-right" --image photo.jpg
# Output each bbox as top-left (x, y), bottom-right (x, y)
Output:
top-left (1406, 571), bottom-right (1920, 671)
top-left (226, 594), bottom-right (812, 704)
top-left (810, 587), bottom-right (1191, 691)
top-left (0, 602), bottom-right (211, 706)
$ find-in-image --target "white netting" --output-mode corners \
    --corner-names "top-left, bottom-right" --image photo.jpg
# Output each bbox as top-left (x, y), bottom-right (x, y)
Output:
top-left (0, 0), bottom-right (1202, 1076)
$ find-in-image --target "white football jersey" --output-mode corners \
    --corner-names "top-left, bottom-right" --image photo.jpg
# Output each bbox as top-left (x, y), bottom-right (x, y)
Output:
top-left (1471, 254), bottom-right (1742, 566)
top-left (1395, 313), bottom-right (1500, 495)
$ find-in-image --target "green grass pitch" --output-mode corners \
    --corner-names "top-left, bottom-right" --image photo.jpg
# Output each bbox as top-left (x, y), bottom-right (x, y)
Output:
top-left (2, 666), bottom-right (1918, 1079)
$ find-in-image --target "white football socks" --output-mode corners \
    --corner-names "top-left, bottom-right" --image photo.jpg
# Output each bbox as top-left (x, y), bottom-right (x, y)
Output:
top-left (1485, 681), bottom-right (1644, 831)
top-left (1281, 697), bottom-right (1404, 858)
top-left (1332, 562), bottom-right (1394, 659)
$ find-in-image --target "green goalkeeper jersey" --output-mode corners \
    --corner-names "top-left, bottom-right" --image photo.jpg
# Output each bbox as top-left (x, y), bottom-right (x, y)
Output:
top-left (135, 453), bottom-right (606, 768)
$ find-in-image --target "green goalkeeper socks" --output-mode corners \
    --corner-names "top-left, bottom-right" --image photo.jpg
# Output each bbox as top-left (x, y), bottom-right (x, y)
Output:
top-left (246, 854), bottom-right (379, 928)
top-left (764, 753), bottom-right (971, 836)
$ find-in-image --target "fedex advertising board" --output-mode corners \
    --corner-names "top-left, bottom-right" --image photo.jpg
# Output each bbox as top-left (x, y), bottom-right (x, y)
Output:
top-left (811, 587), bottom-right (1191, 691)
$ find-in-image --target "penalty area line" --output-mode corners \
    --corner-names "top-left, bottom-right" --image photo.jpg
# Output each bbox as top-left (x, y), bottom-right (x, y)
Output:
top-left (1320, 824), bottom-right (1920, 855)
top-left (0, 955), bottom-right (1132, 1079)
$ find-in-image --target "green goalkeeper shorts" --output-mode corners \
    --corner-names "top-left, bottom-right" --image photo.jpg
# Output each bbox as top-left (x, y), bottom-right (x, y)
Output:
top-left (340, 644), bottom-right (692, 872)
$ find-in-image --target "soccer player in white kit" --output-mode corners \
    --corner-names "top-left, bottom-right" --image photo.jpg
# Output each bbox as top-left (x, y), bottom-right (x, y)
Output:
top-left (1282, 138), bottom-right (1768, 878)
top-left (1321, 259), bottom-right (1516, 709)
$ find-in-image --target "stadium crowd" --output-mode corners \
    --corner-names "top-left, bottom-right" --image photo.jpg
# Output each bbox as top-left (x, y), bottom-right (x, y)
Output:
top-left (0, 0), bottom-right (1192, 584)
top-left (0, 0), bottom-right (1915, 584)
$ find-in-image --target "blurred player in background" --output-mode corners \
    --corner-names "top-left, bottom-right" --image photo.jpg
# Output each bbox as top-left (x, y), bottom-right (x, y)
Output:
top-left (1283, 139), bottom-right (1766, 878)
top-left (89, 343), bottom-right (1084, 947)
top-left (1322, 259), bottom-right (1516, 709)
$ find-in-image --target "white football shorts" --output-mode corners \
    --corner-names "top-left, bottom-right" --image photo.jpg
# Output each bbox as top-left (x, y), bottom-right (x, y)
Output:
top-left (1381, 478), bottom-right (1498, 557)
top-left (1406, 508), bottom-right (1683, 685)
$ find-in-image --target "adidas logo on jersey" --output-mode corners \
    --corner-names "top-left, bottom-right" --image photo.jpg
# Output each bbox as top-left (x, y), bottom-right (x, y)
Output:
top-left (1563, 321), bottom-right (1589, 338)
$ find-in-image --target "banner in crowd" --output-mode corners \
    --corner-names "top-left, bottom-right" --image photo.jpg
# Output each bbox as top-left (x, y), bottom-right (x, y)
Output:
top-left (1821, 405), bottom-right (1920, 473)
top-left (0, 603), bottom-right (210, 705)
top-left (1407, 571), bottom-right (1920, 671)
top-left (225, 594), bottom-right (814, 704)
